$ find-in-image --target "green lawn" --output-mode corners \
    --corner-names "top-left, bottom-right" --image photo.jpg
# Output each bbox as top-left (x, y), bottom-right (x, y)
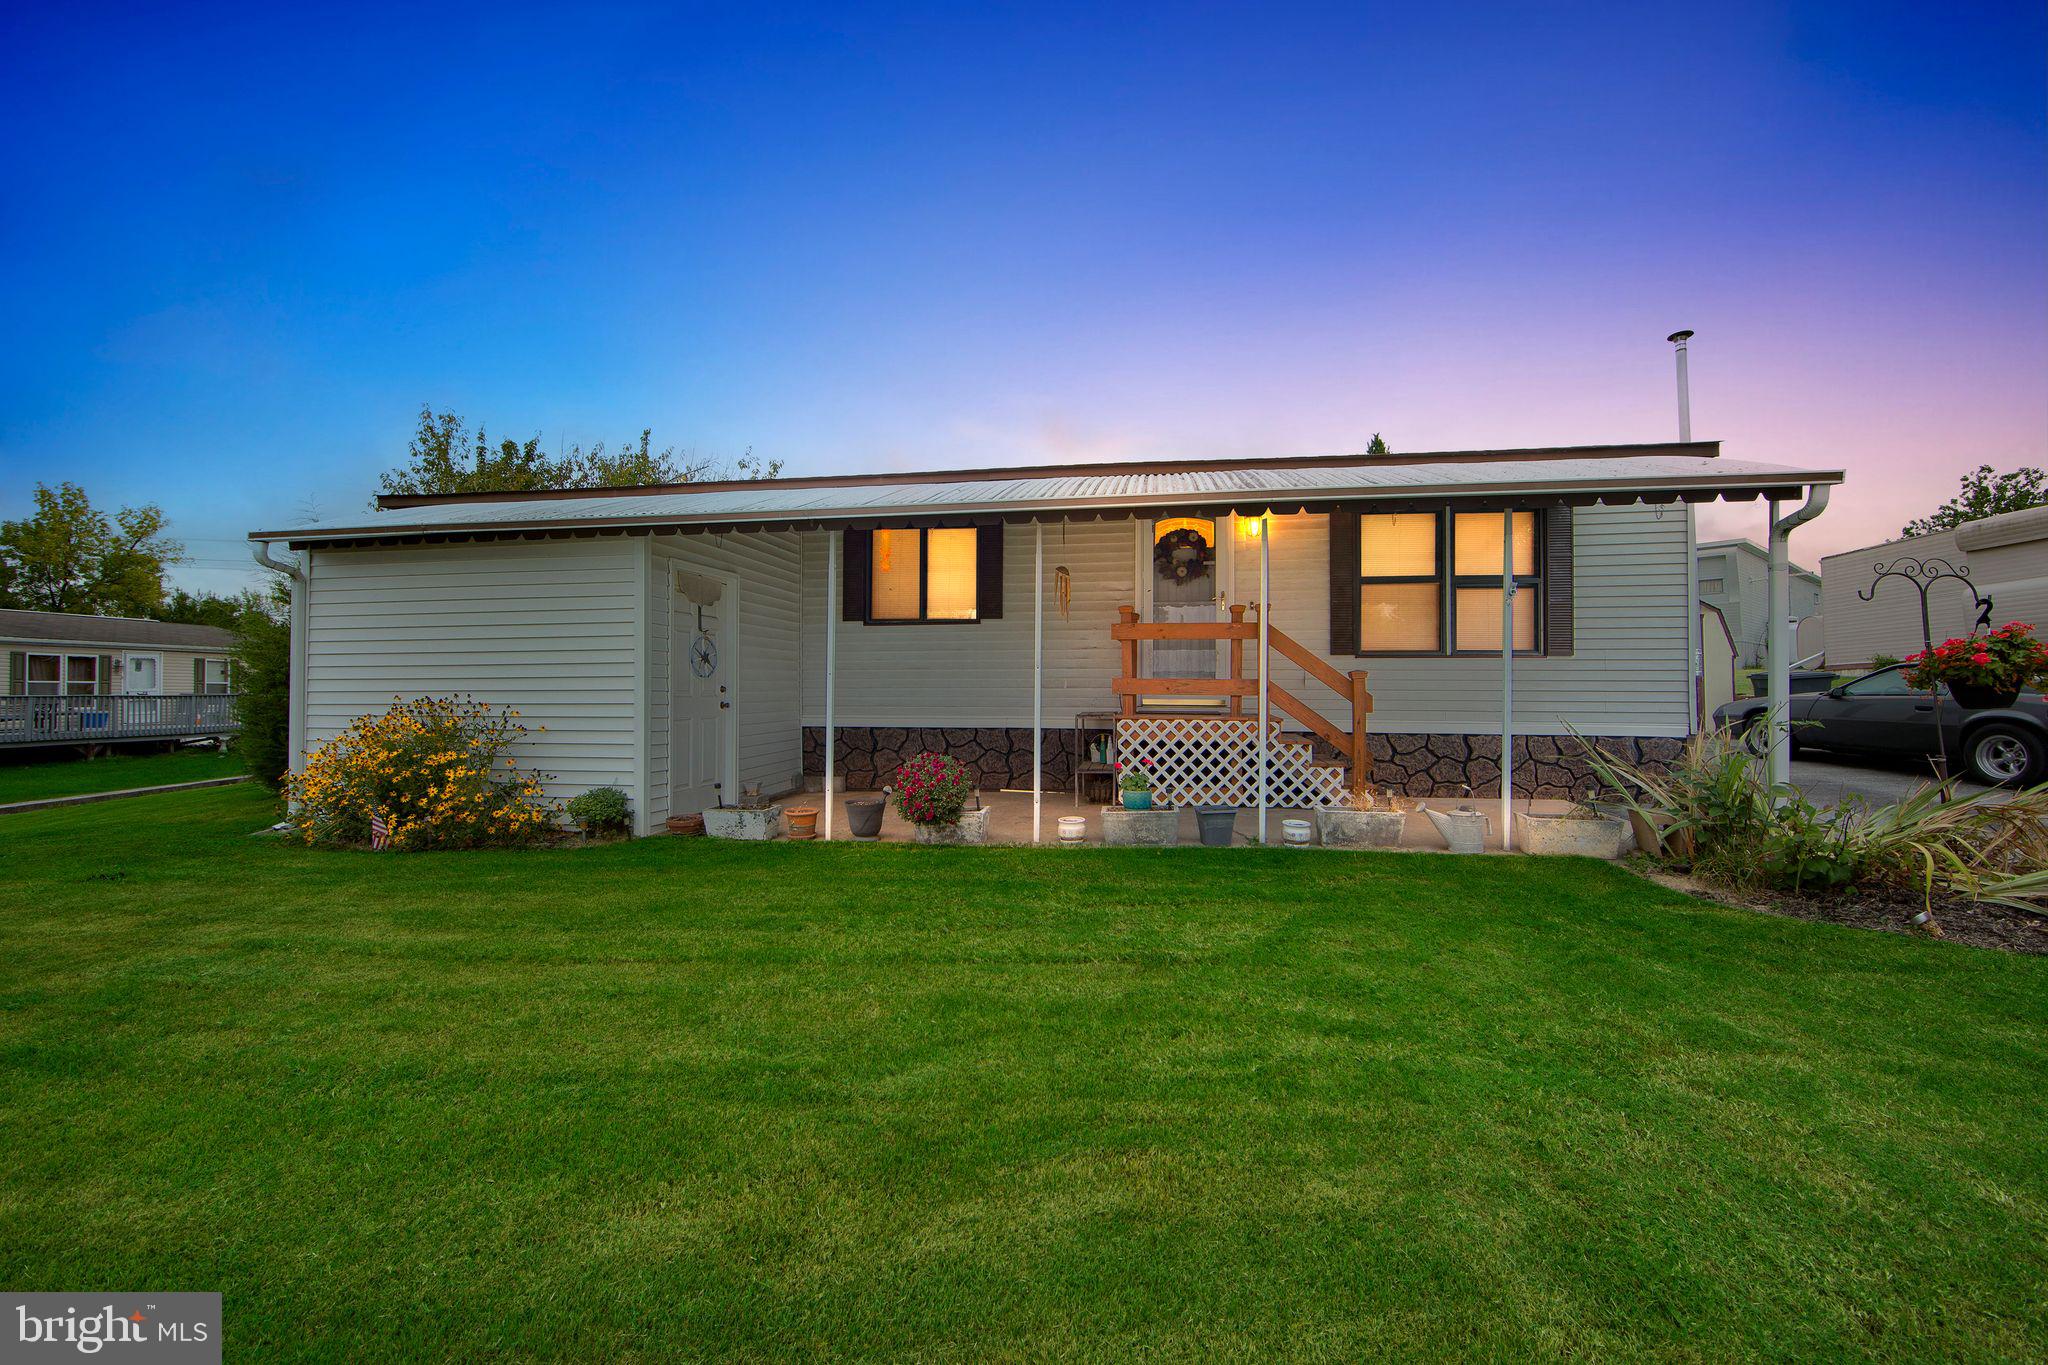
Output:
top-left (0, 746), bottom-right (245, 805)
top-left (2, 786), bottom-right (2044, 1361)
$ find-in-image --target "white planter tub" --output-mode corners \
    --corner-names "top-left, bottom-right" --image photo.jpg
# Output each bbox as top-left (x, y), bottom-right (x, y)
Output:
top-left (1316, 807), bottom-right (1406, 849)
top-left (1100, 807), bottom-right (1178, 847)
top-left (910, 808), bottom-right (991, 845)
top-left (704, 806), bottom-right (782, 841)
top-left (1517, 812), bottom-right (1628, 859)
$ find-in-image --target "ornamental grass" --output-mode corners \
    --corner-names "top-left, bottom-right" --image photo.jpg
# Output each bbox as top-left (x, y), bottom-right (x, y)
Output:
top-left (284, 695), bottom-right (560, 850)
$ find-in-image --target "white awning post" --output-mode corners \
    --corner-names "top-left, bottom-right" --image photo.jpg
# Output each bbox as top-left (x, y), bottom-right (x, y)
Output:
top-left (1033, 521), bottom-right (1044, 845)
top-left (1501, 512), bottom-right (1515, 851)
top-left (824, 531), bottom-right (838, 839)
top-left (1257, 516), bottom-right (1271, 844)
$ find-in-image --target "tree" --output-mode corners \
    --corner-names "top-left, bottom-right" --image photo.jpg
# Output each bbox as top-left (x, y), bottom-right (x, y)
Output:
top-left (1903, 465), bottom-right (2048, 538)
top-left (233, 579), bottom-right (293, 790)
top-left (377, 406), bottom-right (781, 500)
top-left (1366, 434), bottom-right (1391, 455)
top-left (157, 587), bottom-right (266, 631)
top-left (0, 482), bottom-right (182, 616)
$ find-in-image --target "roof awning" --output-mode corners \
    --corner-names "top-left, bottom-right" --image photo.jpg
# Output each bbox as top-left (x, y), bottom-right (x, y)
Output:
top-left (249, 442), bottom-right (1844, 548)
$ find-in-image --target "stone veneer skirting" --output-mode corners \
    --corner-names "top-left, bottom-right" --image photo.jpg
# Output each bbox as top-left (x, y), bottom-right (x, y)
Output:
top-left (801, 727), bottom-right (1683, 799)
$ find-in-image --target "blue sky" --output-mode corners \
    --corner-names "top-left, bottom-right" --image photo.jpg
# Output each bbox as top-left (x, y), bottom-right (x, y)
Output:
top-left (2, 2), bottom-right (2043, 592)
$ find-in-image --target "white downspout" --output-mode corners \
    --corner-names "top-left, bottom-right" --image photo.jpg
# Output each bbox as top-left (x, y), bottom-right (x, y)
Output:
top-left (824, 532), bottom-right (838, 839)
top-left (1765, 486), bottom-right (1830, 786)
top-left (1032, 521), bottom-right (1044, 845)
top-left (1501, 513), bottom-right (1515, 851)
top-left (1257, 516), bottom-right (1270, 844)
top-left (250, 540), bottom-right (308, 781)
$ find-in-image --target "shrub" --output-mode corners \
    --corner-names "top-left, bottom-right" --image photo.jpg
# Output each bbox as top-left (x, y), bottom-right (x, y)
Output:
top-left (1903, 621), bottom-right (2048, 695)
top-left (1869, 653), bottom-right (1901, 669)
top-left (1573, 723), bottom-right (2048, 905)
top-left (567, 786), bottom-right (632, 835)
top-left (892, 752), bottom-right (974, 826)
top-left (284, 696), bottom-right (559, 850)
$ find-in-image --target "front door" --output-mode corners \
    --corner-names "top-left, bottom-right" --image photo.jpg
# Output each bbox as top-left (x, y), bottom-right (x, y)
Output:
top-left (1141, 516), bottom-right (1229, 709)
top-left (670, 571), bottom-right (736, 815)
top-left (124, 653), bottom-right (162, 695)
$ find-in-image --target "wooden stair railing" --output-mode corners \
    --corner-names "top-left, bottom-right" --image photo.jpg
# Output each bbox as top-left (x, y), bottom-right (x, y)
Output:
top-left (1111, 605), bottom-right (1374, 792)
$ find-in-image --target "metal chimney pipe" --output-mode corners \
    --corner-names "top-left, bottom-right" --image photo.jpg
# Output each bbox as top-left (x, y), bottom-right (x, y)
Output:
top-left (1668, 330), bottom-right (1695, 442)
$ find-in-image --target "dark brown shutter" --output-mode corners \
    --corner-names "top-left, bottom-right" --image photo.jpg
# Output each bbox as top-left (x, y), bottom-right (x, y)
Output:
top-left (1327, 507), bottom-right (1360, 655)
top-left (1544, 506), bottom-right (1574, 657)
top-left (6, 651), bottom-right (23, 695)
top-left (97, 655), bottom-right (114, 694)
top-left (841, 529), bottom-right (871, 622)
top-left (975, 523), bottom-right (1004, 620)
top-left (193, 658), bottom-right (205, 693)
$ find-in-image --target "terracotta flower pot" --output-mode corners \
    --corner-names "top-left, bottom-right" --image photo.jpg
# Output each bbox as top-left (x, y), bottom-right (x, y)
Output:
top-left (785, 807), bottom-right (820, 840)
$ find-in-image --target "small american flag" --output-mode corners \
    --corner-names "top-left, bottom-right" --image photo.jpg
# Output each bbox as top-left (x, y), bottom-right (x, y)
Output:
top-left (369, 812), bottom-right (390, 851)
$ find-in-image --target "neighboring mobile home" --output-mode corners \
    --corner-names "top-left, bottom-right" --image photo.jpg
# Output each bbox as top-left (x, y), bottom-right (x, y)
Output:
top-left (250, 442), bottom-right (1842, 837)
top-left (1695, 538), bottom-right (1821, 667)
top-left (1821, 505), bottom-right (2048, 669)
top-left (1, 609), bottom-right (239, 751)
top-left (1, 609), bottom-right (234, 698)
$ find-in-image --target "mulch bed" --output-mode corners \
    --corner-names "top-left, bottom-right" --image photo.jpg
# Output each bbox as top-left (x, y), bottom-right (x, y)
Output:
top-left (1643, 867), bottom-right (2048, 955)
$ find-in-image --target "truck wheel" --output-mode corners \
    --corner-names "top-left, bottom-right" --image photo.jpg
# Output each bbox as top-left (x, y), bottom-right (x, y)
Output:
top-left (1965, 724), bottom-right (2043, 786)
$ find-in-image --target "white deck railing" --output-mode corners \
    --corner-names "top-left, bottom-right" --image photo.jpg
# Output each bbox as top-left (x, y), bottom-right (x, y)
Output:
top-left (0, 694), bottom-right (240, 747)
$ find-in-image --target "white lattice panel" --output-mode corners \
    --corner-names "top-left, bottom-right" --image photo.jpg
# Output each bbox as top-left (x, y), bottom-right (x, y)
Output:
top-left (1115, 717), bottom-right (1354, 809)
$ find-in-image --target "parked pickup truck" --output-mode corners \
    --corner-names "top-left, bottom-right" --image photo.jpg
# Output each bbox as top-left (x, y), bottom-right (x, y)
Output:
top-left (1712, 664), bottom-right (2048, 786)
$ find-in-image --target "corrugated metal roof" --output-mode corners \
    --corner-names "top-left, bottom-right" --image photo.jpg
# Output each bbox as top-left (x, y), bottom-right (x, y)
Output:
top-left (0, 609), bottom-right (236, 650)
top-left (253, 447), bottom-right (1843, 545)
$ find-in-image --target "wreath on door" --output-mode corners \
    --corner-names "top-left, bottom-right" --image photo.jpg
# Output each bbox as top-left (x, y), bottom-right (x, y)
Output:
top-left (1153, 527), bottom-right (1213, 584)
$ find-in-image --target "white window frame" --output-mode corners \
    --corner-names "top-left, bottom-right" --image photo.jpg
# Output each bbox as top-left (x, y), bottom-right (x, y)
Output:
top-left (200, 657), bottom-right (231, 694)
top-left (25, 653), bottom-right (99, 696)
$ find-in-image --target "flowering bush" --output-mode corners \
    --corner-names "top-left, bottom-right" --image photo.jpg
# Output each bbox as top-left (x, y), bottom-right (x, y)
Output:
top-left (1115, 758), bottom-right (1155, 793)
top-left (1903, 622), bottom-right (2048, 697)
top-left (891, 752), bottom-right (975, 826)
top-left (284, 696), bottom-right (560, 850)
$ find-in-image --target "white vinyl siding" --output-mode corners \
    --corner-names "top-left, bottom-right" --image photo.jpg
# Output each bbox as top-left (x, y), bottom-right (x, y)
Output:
top-left (302, 539), bottom-right (642, 812)
top-left (800, 521), bottom-right (1135, 727)
top-left (644, 532), bottom-right (804, 828)
top-left (799, 505), bottom-right (1692, 737)
top-left (1249, 506), bottom-right (1691, 736)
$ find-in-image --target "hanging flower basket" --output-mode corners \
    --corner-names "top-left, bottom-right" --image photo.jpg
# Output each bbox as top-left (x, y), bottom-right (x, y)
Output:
top-left (1903, 622), bottom-right (2048, 709)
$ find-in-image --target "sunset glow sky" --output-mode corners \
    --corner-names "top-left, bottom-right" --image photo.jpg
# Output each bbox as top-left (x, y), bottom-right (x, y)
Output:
top-left (3, 2), bottom-right (2043, 592)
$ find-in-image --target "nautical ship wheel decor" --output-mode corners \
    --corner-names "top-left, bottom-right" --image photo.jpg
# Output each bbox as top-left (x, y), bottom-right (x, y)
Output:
top-left (690, 632), bottom-right (718, 678)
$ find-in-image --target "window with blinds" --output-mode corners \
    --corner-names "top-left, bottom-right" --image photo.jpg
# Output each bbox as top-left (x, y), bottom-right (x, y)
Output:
top-left (869, 527), bottom-right (979, 623)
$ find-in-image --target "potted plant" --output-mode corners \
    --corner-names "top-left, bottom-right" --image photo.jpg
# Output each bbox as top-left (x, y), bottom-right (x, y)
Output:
top-left (1116, 758), bottom-right (1157, 810)
top-left (893, 752), bottom-right (988, 845)
top-left (1903, 622), bottom-right (2048, 709)
top-left (566, 786), bottom-right (632, 843)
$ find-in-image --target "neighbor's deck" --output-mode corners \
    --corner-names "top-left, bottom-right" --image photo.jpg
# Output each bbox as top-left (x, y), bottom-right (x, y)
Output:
top-left (0, 694), bottom-right (239, 748)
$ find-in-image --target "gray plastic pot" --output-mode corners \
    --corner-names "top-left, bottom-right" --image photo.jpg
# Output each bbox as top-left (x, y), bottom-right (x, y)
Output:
top-left (1195, 806), bottom-right (1238, 847)
top-left (844, 796), bottom-right (885, 841)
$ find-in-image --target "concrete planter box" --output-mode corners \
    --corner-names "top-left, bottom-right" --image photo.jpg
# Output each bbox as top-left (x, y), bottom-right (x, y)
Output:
top-left (1316, 807), bottom-right (1407, 849)
top-left (1100, 806), bottom-right (1178, 847)
top-left (704, 806), bottom-right (782, 841)
top-left (910, 808), bottom-right (991, 845)
top-left (1518, 812), bottom-right (1628, 859)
